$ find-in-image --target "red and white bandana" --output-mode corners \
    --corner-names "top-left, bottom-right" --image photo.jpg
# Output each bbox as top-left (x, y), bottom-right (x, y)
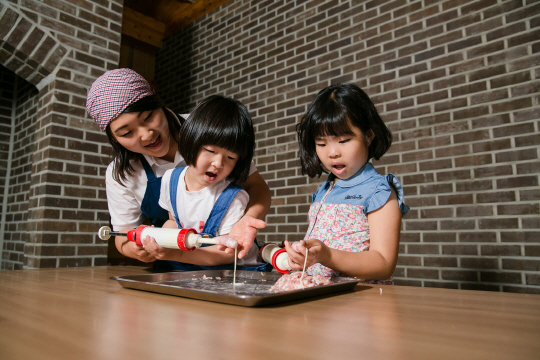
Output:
top-left (86, 68), bottom-right (155, 131)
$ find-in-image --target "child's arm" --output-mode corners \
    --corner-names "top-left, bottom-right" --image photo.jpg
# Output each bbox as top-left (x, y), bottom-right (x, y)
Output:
top-left (285, 189), bottom-right (402, 280)
top-left (114, 229), bottom-right (157, 263)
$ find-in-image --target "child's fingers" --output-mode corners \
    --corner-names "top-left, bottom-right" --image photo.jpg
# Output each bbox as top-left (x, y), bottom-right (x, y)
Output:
top-left (290, 240), bottom-right (306, 253)
top-left (284, 240), bottom-right (305, 266)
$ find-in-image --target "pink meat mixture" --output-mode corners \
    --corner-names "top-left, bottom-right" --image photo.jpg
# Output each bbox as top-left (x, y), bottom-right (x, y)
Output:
top-left (270, 272), bottom-right (332, 292)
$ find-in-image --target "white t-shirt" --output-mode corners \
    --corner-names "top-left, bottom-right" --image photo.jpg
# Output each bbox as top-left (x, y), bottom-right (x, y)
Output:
top-left (105, 152), bottom-right (257, 231)
top-left (158, 167), bottom-right (259, 265)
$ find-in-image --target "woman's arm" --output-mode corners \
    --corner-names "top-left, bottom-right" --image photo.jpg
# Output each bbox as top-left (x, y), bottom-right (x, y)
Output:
top-left (228, 171), bottom-right (271, 258)
top-left (241, 171), bottom-right (271, 220)
top-left (285, 189), bottom-right (402, 279)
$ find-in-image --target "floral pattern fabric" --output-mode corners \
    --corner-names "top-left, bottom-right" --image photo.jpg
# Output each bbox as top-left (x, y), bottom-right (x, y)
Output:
top-left (303, 164), bottom-right (409, 285)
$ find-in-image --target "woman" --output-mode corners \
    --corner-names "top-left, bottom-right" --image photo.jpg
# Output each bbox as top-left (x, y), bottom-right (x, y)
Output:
top-left (86, 68), bottom-right (270, 263)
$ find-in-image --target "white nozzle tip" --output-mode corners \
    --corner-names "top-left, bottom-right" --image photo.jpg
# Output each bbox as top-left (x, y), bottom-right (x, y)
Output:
top-left (98, 226), bottom-right (111, 240)
top-left (214, 236), bottom-right (238, 249)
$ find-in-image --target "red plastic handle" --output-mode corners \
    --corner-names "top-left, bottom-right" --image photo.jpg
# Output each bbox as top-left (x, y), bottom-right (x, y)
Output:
top-left (126, 225), bottom-right (148, 247)
top-left (271, 248), bottom-right (291, 274)
top-left (177, 228), bottom-right (198, 251)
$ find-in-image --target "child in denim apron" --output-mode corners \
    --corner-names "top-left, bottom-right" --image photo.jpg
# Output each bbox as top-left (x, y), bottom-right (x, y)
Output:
top-left (143, 95), bottom-right (270, 271)
top-left (283, 83), bottom-right (409, 284)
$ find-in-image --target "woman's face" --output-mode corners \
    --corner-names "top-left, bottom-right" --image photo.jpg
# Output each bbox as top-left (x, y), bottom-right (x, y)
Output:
top-left (109, 108), bottom-right (174, 159)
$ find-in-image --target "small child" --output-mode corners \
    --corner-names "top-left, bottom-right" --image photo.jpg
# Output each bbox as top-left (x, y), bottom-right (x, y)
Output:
top-left (143, 95), bottom-right (267, 271)
top-left (284, 83), bottom-right (409, 284)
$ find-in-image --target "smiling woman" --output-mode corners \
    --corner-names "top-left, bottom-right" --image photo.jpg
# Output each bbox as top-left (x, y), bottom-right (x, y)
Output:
top-left (86, 69), bottom-right (271, 266)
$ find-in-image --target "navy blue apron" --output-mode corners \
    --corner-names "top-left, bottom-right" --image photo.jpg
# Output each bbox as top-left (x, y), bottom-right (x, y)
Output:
top-left (139, 155), bottom-right (169, 227)
top-left (154, 166), bottom-right (271, 272)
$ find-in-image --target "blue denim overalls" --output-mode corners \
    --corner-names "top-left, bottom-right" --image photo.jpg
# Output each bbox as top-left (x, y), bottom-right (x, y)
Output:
top-left (139, 155), bottom-right (170, 227)
top-left (155, 166), bottom-right (271, 272)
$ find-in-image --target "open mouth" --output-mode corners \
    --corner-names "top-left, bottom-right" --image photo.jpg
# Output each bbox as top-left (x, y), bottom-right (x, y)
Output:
top-left (205, 171), bottom-right (218, 181)
top-left (145, 135), bottom-right (162, 149)
top-left (332, 163), bottom-right (346, 174)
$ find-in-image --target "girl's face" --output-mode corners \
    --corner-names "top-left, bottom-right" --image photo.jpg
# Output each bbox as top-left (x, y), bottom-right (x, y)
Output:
top-left (109, 108), bottom-right (176, 161)
top-left (315, 124), bottom-right (374, 180)
top-left (185, 145), bottom-right (239, 191)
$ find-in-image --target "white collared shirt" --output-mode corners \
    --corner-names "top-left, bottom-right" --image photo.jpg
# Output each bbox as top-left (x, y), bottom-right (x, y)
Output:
top-left (105, 152), bottom-right (187, 231)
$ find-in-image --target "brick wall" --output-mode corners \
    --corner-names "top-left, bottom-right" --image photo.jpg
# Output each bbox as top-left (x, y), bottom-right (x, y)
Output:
top-left (156, 0), bottom-right (540, 293)
top-left (0, 66), bottom-right (13, 239)
top-left (0, 0), bottom-right (122, 269)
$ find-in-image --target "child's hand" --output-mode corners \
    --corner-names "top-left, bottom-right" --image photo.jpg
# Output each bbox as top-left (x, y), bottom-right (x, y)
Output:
top-left (283, 239), bottom-right (328, 270)
top-left (141, 235), bottom-right (178, 261)
top-left (122, 240), bottom-right (156, 263)
top-left (225, 215), bottom-right (266, 258)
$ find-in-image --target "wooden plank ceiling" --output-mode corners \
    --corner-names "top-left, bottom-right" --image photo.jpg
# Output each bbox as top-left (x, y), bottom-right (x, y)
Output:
top-left (122, 0), bottom-right (231, 48)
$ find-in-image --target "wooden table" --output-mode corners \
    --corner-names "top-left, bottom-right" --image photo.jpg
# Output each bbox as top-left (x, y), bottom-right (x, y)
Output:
top-left (1, 266), bottom-right (539, 360)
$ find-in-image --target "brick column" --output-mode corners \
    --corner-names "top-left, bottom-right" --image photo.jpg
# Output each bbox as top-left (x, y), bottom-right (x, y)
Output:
top-left (0, 0), bottom-right (122, 269)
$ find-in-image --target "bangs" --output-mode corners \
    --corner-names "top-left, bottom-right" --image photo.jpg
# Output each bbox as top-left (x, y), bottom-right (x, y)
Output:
top-left (197, 117), bottom-right (249, 158)
top-left (309, 102), bottom-right (355, 139)
top-left (123, 95), bottom-right (163, 113)
top-left (179, 94), bottom-right (255, 175)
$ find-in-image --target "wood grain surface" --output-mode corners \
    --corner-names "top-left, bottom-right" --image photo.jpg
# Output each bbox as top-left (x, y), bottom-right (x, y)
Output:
top-left (1, 266), bottom-right (539, 360)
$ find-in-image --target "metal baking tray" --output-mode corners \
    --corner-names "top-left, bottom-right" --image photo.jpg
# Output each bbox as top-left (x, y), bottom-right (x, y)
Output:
top-left (111, 270), bottom-right (362, 307)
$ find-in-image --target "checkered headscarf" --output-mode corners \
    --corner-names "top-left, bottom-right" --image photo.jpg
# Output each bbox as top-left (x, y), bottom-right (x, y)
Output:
top-left (86, 68), bottom-right (155, 131)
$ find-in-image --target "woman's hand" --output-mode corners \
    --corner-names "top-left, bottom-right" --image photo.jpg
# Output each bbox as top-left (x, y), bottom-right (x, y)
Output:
top-left (224, 215), bottom-right (266, 258)
top-left (283, 239), bottom-right (329, 270)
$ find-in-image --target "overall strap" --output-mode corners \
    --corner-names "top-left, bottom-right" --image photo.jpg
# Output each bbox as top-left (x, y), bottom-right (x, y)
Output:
top-left (139, 154), bottom-right (156, 180)
top-left (169, 166), bottom-right (186, 229)
top-left (202, 182), bottom-right (243, 237)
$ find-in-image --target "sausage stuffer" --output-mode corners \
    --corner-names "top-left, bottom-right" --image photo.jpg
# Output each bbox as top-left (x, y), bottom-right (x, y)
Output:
top-left (98, 225), bottom-right (237, 251)
top-left (260, 243), bottom-right (292, 273)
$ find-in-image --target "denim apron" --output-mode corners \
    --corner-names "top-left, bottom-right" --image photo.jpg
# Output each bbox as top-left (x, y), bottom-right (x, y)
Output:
top-left (139, 154), bottom-right (169, 227)
top-left (154, 166), bottom-right (271, 272)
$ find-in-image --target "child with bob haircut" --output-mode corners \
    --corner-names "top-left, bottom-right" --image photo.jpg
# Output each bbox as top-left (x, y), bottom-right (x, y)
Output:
top-left (284, 83), bottom-right (409, 284)
top-left (143, 95), bottom-right (268, 271)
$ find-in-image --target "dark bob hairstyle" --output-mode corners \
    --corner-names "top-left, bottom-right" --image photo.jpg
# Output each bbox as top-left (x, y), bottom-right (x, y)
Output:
top-left (105, 94), bottom-right (181, 185)
top-left (296, 83), bottom-right (392, 178)
top-left (178, 95), bottom-right (255, 184)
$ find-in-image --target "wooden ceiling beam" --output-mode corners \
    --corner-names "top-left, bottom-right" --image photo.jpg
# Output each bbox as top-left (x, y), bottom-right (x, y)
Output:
top-left (164, 0), bottom-right (231, 36)
top-left (122, 7), bottom-right (166, 48)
